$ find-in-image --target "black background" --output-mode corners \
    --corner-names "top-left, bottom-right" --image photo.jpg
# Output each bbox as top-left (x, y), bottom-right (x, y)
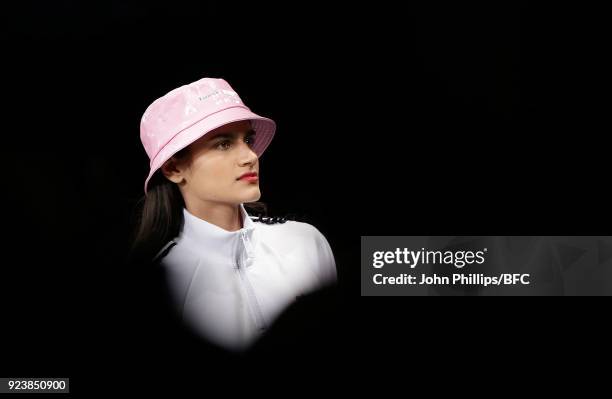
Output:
top-left (1, 2), bottom-right (609, 394)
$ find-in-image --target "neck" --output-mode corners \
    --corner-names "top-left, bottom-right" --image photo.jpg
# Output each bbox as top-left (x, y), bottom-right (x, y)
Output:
top-left (184, 200), bottom-right (243, 232)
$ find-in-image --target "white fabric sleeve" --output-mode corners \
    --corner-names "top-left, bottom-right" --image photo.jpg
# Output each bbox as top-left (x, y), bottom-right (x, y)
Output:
top-left (310, 225), bottom-right (338, 287)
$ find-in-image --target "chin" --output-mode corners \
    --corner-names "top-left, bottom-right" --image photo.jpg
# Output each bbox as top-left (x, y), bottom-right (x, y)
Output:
top-left (240, 188), bottom-right (261, 203)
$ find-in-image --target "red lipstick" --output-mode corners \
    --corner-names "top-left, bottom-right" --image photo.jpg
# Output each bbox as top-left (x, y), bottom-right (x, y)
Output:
top-left (238, 172), bottom-right (258, 182)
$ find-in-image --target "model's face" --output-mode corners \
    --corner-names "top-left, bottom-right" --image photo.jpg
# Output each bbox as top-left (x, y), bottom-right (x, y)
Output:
top-left (162, 120), bottom-right (261, 206)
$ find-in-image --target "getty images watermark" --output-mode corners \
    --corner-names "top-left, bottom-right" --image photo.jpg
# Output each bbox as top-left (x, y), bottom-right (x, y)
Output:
top-left (361, 237), bottom-right (531, 296)
top-left (372, 247), bottom-right (529, 285)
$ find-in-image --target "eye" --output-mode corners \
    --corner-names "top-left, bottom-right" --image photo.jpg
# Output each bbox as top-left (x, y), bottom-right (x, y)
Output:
top-left (245, 135), bottom-right (256, 146)
top-left (216, 140), bottom-right (231, 150)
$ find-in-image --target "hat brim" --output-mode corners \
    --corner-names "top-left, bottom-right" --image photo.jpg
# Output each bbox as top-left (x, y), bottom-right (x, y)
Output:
top-left (144, 106), bottom-right (276, 194)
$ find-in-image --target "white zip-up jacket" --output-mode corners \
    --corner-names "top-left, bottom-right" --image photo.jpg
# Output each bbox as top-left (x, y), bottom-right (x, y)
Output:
top-left (157, 204), bottom-right (337, 351)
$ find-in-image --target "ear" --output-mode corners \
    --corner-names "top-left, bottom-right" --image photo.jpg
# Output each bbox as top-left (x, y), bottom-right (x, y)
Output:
top-left (160, 156), bottom-right (186, 184)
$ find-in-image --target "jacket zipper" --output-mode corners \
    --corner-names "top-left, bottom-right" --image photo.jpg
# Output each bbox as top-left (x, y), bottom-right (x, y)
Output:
top-left (237, 230), bottom-right (267, 332)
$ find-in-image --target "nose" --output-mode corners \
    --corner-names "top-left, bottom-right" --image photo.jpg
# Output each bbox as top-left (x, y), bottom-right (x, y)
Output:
top-left (238, 140), bottom-right (258, 166)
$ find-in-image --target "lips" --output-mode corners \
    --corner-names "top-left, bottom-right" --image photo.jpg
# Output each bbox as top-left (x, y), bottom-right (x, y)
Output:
top-left (238, 172), bottom-right (258, 180)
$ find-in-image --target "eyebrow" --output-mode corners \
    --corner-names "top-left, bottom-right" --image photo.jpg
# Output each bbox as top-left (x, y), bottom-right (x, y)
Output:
top-left (211, 129), bottom-right (256, 141)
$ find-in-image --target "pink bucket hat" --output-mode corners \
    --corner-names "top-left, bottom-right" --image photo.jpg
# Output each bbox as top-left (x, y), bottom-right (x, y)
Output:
top-left (140, 77), bottom-right (276, 194)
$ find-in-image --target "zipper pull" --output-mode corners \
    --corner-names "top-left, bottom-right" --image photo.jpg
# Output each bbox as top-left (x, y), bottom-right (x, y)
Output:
top-left (240, 229), bottom-right (255, 259)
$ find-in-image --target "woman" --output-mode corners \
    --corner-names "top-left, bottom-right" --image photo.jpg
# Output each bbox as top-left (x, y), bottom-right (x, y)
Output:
top-left (130, 77), bottom-right (337, 351)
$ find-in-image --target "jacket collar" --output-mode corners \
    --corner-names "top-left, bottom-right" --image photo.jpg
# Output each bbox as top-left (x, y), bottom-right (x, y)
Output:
top-left (181, 203), bottom-right (257, 265)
